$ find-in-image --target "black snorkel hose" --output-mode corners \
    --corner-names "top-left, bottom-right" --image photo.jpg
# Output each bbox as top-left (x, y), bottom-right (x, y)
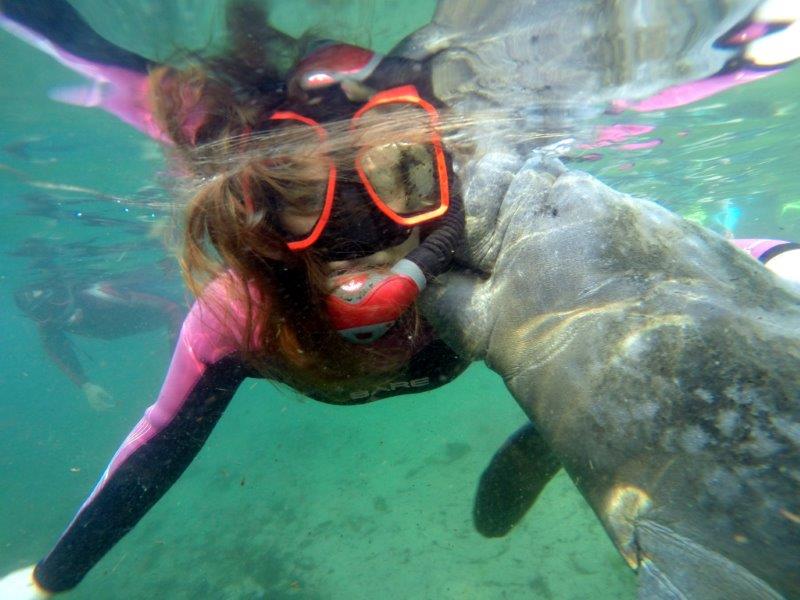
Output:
top-left (404, 181), bottom-right (465, 282)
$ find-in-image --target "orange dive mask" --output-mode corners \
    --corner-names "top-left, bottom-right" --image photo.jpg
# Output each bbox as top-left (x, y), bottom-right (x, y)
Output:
top-left (242, 85), bottom-right (450, 252)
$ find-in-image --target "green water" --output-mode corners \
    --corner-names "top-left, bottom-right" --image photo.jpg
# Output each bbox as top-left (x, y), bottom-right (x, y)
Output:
top-left (578, 67), bottom-right (800, 240)
top-left (0, 2), bottom-right (798, 599)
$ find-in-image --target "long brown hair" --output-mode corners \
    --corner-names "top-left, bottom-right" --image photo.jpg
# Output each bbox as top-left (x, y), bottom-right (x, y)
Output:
top-left (149, 2), bottom-right (417, 394)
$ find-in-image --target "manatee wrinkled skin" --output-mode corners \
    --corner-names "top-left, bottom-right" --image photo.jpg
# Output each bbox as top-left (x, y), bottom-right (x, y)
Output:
top-left (422, 153), bottom-right (800, 599)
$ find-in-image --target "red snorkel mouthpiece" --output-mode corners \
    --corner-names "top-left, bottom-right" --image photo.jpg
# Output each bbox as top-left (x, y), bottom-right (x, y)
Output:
top-left (326, 259), bottom-right (426, 344)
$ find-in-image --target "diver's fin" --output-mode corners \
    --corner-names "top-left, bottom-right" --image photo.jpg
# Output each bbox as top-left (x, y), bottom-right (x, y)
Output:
top-left (634, 520), bottom-right (784, 600)
top-left (473, 422), bottom-right (561, 537)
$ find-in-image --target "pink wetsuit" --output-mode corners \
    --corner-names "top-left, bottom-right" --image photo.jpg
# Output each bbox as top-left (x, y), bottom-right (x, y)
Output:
top-left (33, 277), bottom-right (465, 592)
top-left (731, 238), bottom-right (799, 264)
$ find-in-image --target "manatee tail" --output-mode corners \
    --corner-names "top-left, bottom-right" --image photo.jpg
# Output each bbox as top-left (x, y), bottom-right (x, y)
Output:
top-left (473, 422), bottom-right (561, 537)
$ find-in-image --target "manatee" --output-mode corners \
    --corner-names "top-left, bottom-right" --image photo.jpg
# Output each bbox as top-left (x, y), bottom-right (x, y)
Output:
top-left (394, 2), bottom-right (800, 597)
top-left (421, 152), bottom-right (800, 599)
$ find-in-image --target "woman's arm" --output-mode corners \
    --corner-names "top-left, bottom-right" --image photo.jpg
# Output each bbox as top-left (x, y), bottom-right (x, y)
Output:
top-left (0, 0), bottom-right (151, 73)
top-left (30, 289), bottom-right (255, 593)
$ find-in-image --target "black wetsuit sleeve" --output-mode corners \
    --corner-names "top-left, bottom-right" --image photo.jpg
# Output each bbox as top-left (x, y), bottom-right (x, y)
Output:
top-left (32, 352), bottom-right (252, 593)
top-left (405, 187), bottom-right (465, 280)
top-left (1, 0), bottom-right (152, 72)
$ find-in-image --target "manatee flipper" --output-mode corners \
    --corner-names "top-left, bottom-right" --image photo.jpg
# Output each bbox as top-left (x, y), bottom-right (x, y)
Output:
top-left (637, 560), bottom-right (684, 600)
top-left (473, 422), bottom-right (561, 537)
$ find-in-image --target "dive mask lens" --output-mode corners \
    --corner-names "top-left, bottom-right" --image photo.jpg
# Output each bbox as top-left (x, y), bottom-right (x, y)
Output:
top-left (354, 101), bottom-right (449, 225)
top-left (262, 113), bottom-right (336, 250)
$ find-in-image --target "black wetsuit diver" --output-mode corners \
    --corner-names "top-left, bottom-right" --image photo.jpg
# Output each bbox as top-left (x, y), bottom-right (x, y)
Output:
top-left (14, 272), bottom-right (186, 408)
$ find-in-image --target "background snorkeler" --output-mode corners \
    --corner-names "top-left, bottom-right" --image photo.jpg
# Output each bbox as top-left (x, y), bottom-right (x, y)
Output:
top-left (13, 267), bottom-right (186, 410)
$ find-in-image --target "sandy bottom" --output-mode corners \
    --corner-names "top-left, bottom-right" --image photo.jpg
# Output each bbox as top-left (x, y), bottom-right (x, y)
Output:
top-left (49, 363), bottom-right (636, 599)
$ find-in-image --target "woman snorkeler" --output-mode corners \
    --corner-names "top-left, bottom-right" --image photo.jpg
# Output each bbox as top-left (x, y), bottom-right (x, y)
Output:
top-left (1, 1), bottom-right (468, 595)
top-left (1, 1), bottom-right (799, 597)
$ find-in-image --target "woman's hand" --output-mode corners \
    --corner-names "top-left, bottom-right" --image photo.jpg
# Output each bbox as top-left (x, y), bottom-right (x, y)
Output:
top-left (0, 566), bottom-right (51, 599)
